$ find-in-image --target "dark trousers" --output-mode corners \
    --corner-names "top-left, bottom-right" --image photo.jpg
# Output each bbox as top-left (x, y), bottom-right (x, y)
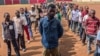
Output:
top-left (68, 20), bottom-right (71, 28)
top-left (70, 20), bottom-right (73, 30)
top-left (6, 39), bottom-right (20, 56)
top-left (17, 34), bottom-right (26, 49)
top-left (82, 28), bottom-right (86, 44)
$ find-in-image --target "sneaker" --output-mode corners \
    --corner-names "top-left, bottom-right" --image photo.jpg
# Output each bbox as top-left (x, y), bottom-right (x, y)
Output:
top-left (22, 48), bottom-right (26, 52)
top-left (27, 41), bottom-right (30, 44)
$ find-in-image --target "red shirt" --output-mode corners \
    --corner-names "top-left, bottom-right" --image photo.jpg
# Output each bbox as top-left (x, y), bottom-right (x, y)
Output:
top-left (82, 10), bottom-right (88, 17)
top-left (85, 17), bottom-right (100, 35)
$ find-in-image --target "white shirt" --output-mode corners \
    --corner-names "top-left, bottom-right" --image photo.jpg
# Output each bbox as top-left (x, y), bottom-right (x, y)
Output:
top-left (71, 9), bottom-right (79, 22)
top-left (29, 10), bottom-right (38, 21)
top-left (82, 14), bottom-right (89, 22)
top-left (13, 17), bottom-right (24, 38)
top-left (78, 11), bottom-right (82, 23)
top-left (20, 13), bottom-right (28, 26)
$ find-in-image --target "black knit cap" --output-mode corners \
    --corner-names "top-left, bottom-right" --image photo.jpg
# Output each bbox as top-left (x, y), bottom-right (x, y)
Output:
top-left (48, 4), bottom-right (56, 9)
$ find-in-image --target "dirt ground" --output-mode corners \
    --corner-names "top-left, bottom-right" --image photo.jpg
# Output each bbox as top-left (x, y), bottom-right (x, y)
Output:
top-left (0, 3), bottom-right (100, 56)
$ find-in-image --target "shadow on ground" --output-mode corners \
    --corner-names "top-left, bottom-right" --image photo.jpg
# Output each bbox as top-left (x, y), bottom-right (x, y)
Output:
top-left (59, 33), bottom-right (77, 56)
top-left (27, 46), bottom-right (42, 50)
top-left (21, 51), bottom-right (42, 56)
top-left (59, 19), bottom-right (77, 56)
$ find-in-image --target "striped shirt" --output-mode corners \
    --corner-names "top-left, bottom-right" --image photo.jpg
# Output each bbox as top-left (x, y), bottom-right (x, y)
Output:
top-left (85, 17), bottom-right (100, 35)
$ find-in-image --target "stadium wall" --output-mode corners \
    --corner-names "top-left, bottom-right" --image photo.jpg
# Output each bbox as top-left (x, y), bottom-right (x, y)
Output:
top-left (73, 0), bottom-right (100, 2)
top-left (0, 0), bottom-right (72, 5)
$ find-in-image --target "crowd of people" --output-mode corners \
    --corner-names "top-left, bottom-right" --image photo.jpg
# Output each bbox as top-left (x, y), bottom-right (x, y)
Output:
top-left (1, 2), bottom-right (100, 56)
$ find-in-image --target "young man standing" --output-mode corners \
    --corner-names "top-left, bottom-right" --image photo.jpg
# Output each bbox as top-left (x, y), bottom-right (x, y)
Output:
top-left (81, 6), bottom-right (89, 45)
top-left (85, 9), bottom-right (100, 54)
top-left (94, 27), bottom-right (100, 56)
top-left (20, 8), bottom-right (30, 43)
top-left (29, 5), bottom-right (38, 33)
top-left (39, 4), bottom-right (63, 56)
top-left (71, 5), bottom-right (79, 33)
top-left (2, 12), bottom-right (20, 56)
top-left (25, 7), bottom-right (34, 40)
top-left (78, 6), bottom-right (83, 40)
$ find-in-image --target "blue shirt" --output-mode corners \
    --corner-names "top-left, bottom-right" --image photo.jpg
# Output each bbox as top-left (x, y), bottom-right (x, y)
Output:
top-left (39, 16), bottom-right (63, 49)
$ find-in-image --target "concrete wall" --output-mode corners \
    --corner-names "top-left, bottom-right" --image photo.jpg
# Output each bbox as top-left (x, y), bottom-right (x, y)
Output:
top-left (0, 0), bottom-right (4, 5)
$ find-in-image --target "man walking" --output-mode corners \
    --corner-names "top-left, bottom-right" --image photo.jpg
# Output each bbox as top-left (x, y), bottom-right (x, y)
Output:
top-left (2, 12), bottom-right (20, 56)
top-left (71, 5), bottom-right (79, 33)
top-left (85, 9), bottom-right (100, 54)
top-left (13, 10), bottom-right (26, 52)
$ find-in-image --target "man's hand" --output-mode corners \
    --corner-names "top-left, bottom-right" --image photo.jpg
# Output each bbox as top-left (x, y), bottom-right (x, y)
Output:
top-left (3, 39), bottom-right (7, 43)
top-left (97, 40), bottom-right (100, 47)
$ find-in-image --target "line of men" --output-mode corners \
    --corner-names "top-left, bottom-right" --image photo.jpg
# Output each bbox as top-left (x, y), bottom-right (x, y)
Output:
top-left (65, 3), bottom-right (100, 56)
top-left (2, 2), bottom-right (100, 56)
top-left (1, 4), bottom-right (45, 56)
top-left (1, 3), bottom-right (64, 56)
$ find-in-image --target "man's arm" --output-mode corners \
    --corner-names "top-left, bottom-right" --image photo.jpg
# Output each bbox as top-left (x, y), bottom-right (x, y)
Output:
top-left (57, 21), bottom-right (63, 38)
top-left (96, 30), bottom-right (100, 47)
top-left (1, 24), bottom-right (5, 40)
top-left (13, 22), bottom-right (18, 39)
top-left (39, 19), bottom-right (43, 35)
top-left (84, 18), bottom-right (88, 32)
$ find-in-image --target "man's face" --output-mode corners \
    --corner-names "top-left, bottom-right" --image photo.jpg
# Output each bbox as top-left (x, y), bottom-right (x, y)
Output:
top-left (16, 11), bottom-right (20, 18)
top-left (4, 13), bottom-right (10, 21)
top-left (48, 8), bottom-right (56, 19)
top-left (74, 5), bottom-right (78, 10)
top-left (25, 8), bottom-right (28, 12)
top-left (32, 7), bottom-right (35, 11)
top-left (79, 7), bottom-right (83, 11)
top-left (20, 8), bottom-right (24, 14)
top-left (85, 6), bottom-right (89, 11)
top-left (89, 10), bottom-right (95, 18)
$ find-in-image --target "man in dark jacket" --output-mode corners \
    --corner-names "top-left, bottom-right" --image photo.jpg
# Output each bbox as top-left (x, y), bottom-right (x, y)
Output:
top-left (39, 4), bottom-right (63, 56)
top-left (2, 12), bottom-right (20, 56)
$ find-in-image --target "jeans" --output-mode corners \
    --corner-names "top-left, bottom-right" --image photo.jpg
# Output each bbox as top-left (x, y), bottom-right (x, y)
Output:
top-left (86, 35), bottom-right (96, 53)
top-left (6, 39), bottom-right (20, 56)
top-left (70, 20), bottom-right (73, 30)
top-left (78, 23), bottom-right (82, 38)
top-left (94, 45), bottom-right (100, 56)
top-left (78, 23), bottom-right (83, 39)
top-left (72, 21), bottom-right (78, 33)
top-left (28, 25), bottom-right (33, 38)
